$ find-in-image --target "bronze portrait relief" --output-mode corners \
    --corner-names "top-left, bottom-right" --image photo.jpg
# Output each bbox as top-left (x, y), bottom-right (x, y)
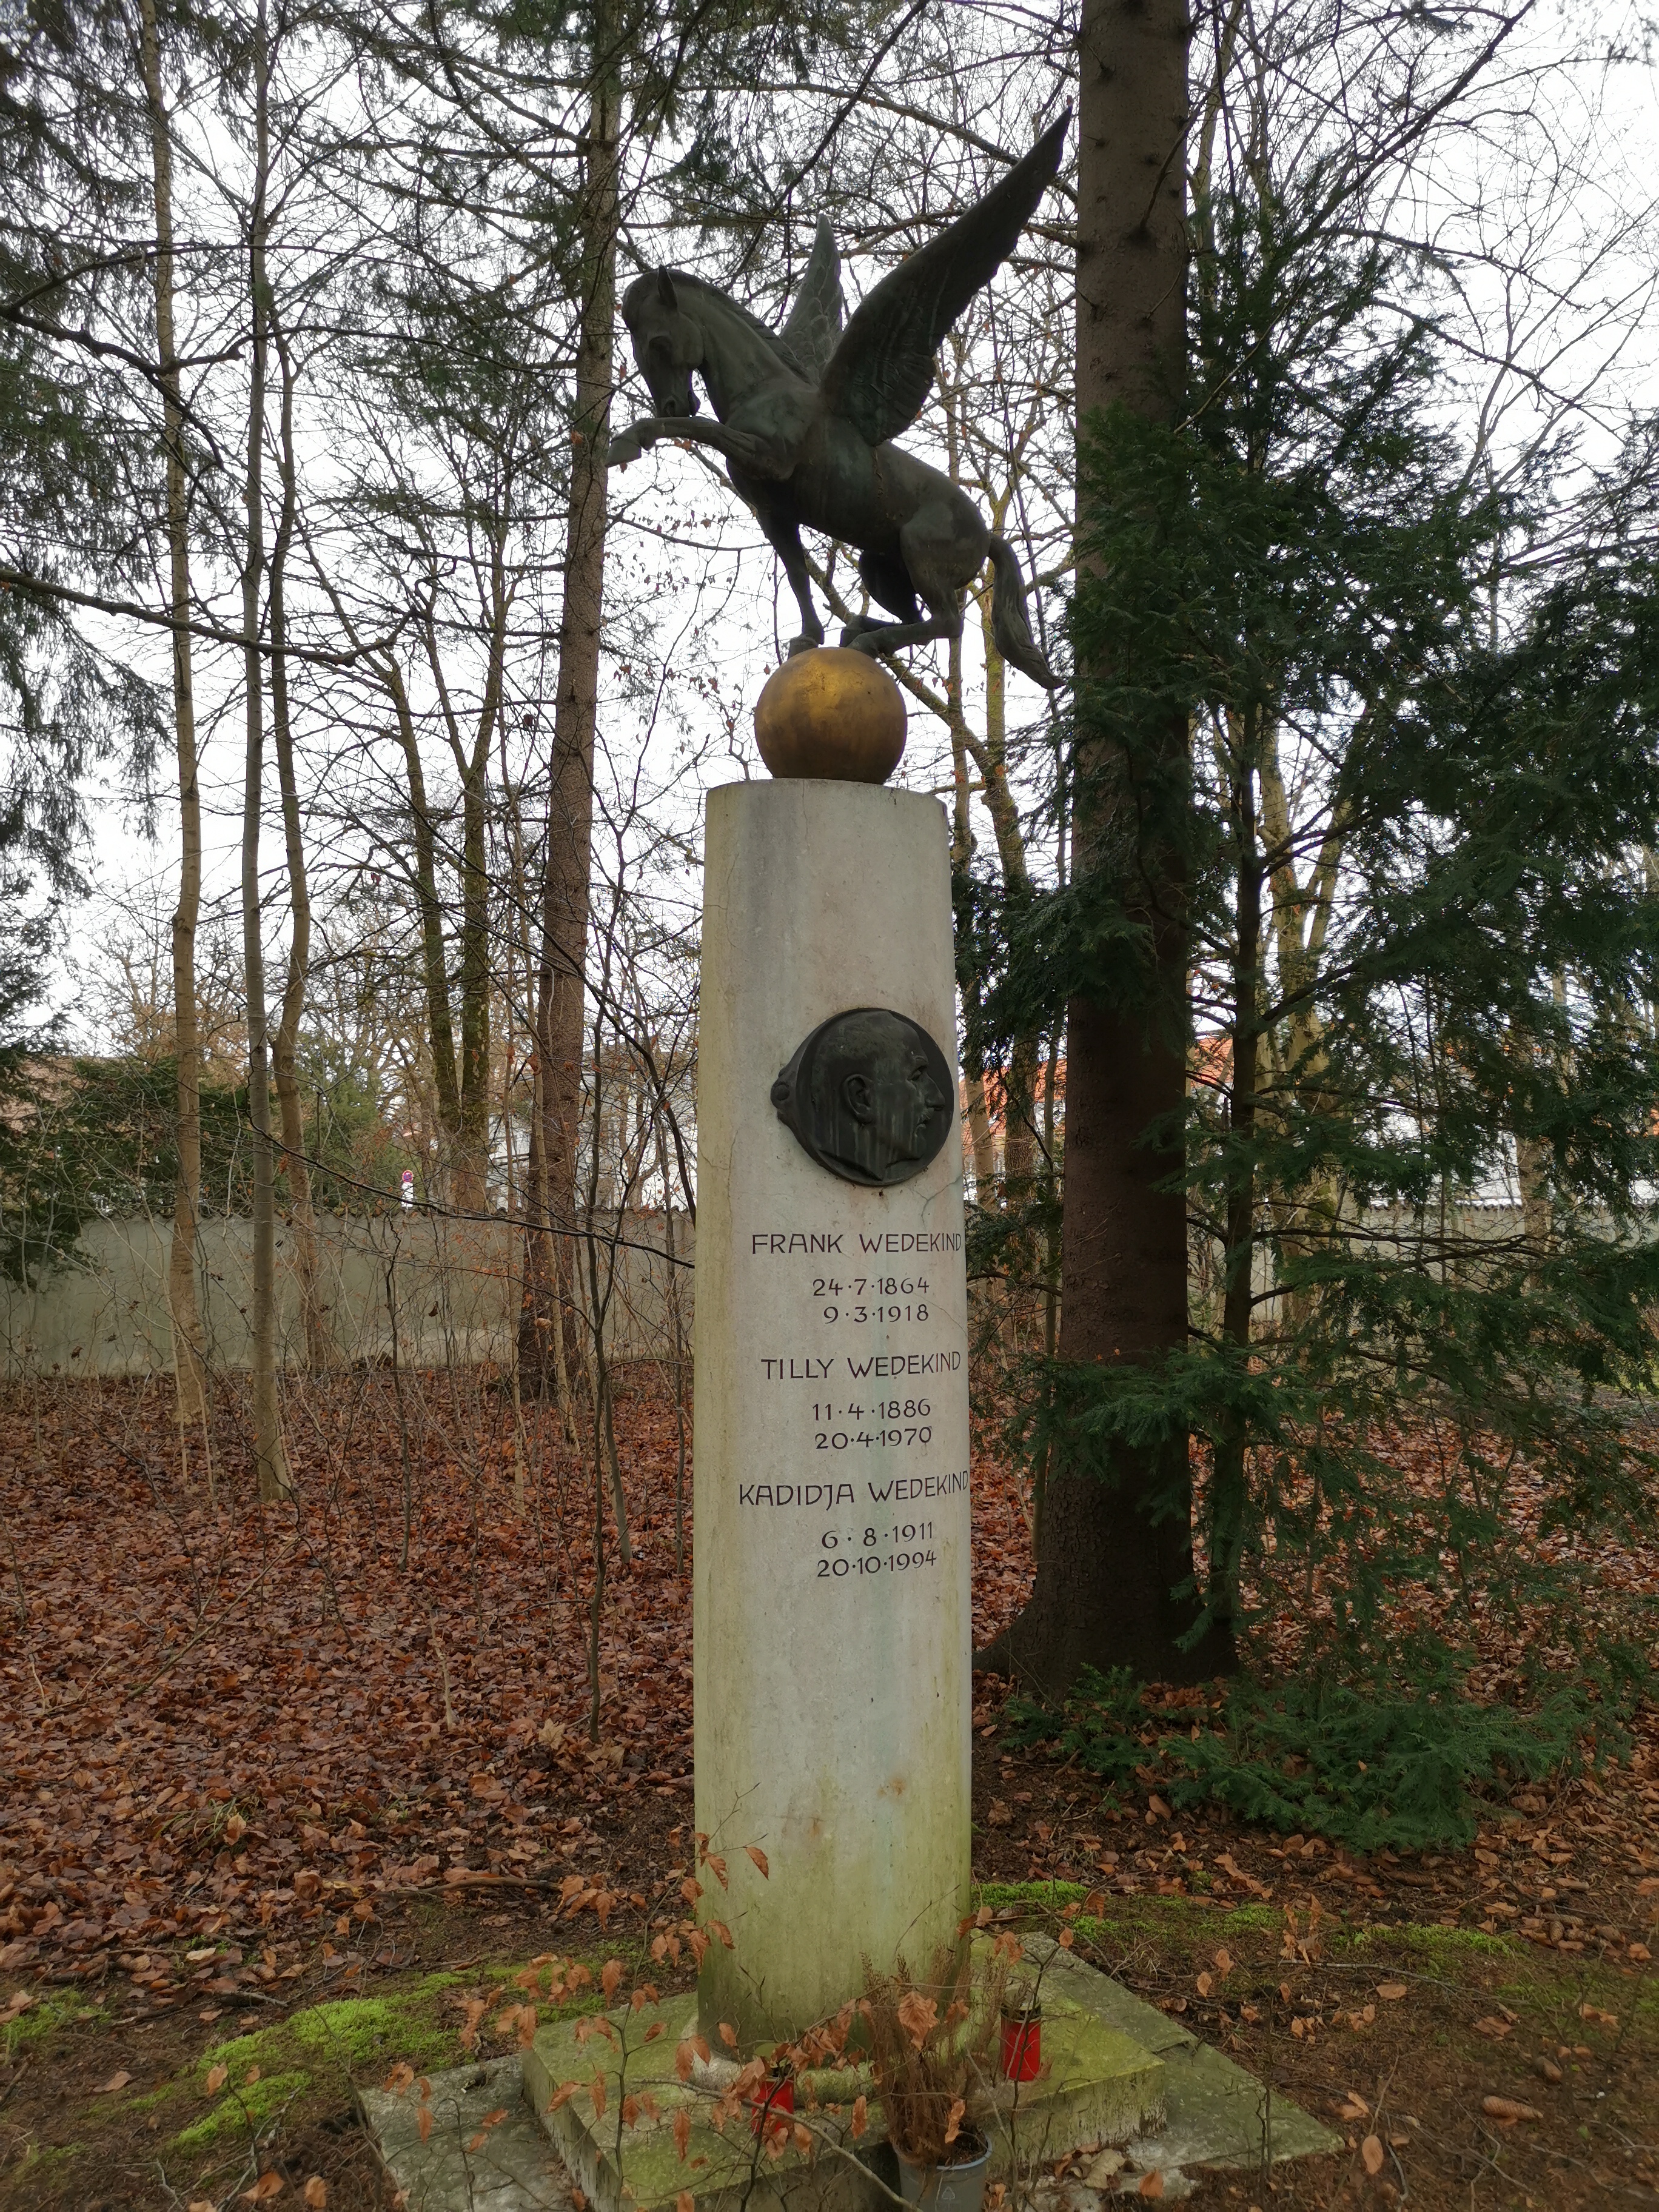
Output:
top-left (771, 1008), bottom-right (954, 1187)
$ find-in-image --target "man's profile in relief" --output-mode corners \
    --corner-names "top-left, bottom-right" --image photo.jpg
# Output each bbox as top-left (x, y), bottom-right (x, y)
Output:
top-left (771, 1008), bottom-right (953, 1188)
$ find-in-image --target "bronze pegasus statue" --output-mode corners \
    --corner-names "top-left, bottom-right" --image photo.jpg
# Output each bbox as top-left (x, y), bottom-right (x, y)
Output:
top-left (608, 113), bottom-right (1067, 688)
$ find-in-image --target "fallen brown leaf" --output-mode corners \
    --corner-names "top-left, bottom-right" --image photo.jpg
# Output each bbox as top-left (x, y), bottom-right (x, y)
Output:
top-left (1482, 2096), bottom-right (1543, 2123)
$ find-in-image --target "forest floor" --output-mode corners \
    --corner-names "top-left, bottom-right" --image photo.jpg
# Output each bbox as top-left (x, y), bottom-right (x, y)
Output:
top-left (0, 1367), bottom-right (1654, 2211)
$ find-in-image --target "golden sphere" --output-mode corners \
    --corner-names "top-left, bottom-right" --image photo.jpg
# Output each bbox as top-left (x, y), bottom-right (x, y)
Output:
top-left (754, 647), bottom-right (907, 784)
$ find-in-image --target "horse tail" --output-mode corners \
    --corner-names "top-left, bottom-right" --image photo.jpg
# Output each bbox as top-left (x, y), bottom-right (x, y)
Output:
top-left (987, 535), bottom-right (1059, 690)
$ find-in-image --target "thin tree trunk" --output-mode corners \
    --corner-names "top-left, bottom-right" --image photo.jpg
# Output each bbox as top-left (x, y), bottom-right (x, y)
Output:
top-left (1516, 1135), bottom-right (1550, 1264)
top-left (945, 601), bottom-right (1000, 1207)
top-left (384, 667), bottom-right (463, 1194)
top-left (581, 998), bottom-right (630, 1574)
top-left (240, 0), bottom-right (290, 1502)
top-left (971, 600), bottom-right (1039, 1196)
top-left (520, 1067), bottom-right (575, 1432)
top-left (653, 1105), bottom-right (689, 1575)
top-left (420, 563), bottom-right (506, 1209)
top-left (268, 321), bottom-right (328, 1370)
top-left (982, 0), bottom-right (1227, 1693)
top-left (1210, 720), bottom-right (1261, 1634)
top-left (521, 23), bottom-right (618, 1387)
top-left (138, 0), bottom-right (209, 1472)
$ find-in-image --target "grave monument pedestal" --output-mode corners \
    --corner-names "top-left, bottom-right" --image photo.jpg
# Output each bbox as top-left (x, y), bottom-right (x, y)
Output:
top-left (692, 768), bottom-right (973, 2043)
top-left (497, 655), bottom-right (1337, 2211)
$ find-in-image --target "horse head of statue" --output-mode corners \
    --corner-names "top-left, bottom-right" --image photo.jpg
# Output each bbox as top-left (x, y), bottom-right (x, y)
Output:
top-left (620, 268), bottom-right (702, 420)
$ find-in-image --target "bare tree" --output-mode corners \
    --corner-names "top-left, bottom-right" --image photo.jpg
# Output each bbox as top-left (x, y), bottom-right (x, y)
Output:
top-left (520, 13), bottom-right (621, 1397)
top-left (137, 0), bottom-right (211, 1466)
top-left (237, 0), bottom-right (292, 1501)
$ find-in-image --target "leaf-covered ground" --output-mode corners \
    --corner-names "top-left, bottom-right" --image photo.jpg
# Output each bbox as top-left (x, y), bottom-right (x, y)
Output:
top-left (1, 1367), bottom-right (1654, 2208)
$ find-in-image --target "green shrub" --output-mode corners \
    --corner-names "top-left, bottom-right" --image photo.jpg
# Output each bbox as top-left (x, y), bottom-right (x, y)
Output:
top-left (1010, 1663), bottom-right (1633, 1852)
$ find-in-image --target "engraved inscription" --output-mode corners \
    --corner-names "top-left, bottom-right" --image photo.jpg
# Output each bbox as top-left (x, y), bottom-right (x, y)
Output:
top-left (741, 1203), bottom-right (967, 1581)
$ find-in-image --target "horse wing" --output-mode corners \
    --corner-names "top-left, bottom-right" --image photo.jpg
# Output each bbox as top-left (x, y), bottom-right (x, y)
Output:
top-left (777, 216), bottom-right (843, 384)
top-left (820, 111), bottom-right (1068, 447)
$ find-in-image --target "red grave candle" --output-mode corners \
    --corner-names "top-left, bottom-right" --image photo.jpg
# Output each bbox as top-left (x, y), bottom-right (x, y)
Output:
top-left (749, 2068), bottom-right (795, 2135)
top-left (1000, 1999), bottom-right (1042, 2082)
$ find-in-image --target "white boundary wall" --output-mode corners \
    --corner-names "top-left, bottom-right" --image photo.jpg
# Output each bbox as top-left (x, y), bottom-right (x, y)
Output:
top-left (0, 1212), bottom-right (694, 1376)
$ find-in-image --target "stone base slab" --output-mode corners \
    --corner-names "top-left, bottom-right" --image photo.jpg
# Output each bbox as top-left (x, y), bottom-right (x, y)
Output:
top-left (518, 1952), bottom-right (1167, 2212)
top-left (361, 2053), bottom-right (574, 2212)
top-left (1017, 1939), bottom-right (1339, 2195)
top-left (363, 1949), bottom-right (1339, 2211)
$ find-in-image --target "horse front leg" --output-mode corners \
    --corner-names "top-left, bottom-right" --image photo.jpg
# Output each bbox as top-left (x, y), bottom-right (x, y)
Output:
top-left (607, 415), bottom-right (789, 479)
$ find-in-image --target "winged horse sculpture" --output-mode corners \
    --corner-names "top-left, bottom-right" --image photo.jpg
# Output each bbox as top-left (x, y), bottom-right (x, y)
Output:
top-left (608, 113), bottom-right (1067, 689)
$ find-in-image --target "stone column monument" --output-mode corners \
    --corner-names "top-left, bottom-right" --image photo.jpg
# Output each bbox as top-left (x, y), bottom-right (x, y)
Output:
top-left (599, 105), bottom-right (1068, 2054)
top-left (693, 650), bottom-right (972, 2043)
top-left (509, 124), bottom-right (1332, 2212)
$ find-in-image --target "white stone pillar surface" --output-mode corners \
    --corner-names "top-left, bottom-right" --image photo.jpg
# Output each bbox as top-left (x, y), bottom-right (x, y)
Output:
top-left (693, 779), bottom-right (973, 2044)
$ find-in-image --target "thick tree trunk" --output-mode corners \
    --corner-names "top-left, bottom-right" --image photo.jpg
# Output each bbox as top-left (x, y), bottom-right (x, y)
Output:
top-left (981, 0), bottom-right (1228, 1694)
top-left (240, 0), bottom-right (292, 1503)
top-left (269, 326), bottom-right (329, 1370)
top-left (520, 43), bottom-right (618, 1386)
top-left (138, 0), bottom-right (209, 1466)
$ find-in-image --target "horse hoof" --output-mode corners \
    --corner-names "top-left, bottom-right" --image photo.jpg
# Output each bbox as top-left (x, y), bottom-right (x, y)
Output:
top-left (785, 636), bottom-right (825, 660)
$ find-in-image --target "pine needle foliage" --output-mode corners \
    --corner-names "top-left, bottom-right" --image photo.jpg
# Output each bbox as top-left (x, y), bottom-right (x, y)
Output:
top-left (973, 152), bottom-right (1659, 1706)
top-left (1007, 1665), bottom-right (1637, 1854)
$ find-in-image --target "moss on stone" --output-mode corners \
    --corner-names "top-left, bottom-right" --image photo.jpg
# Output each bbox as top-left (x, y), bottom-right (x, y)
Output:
top-left (289, 1992), bottom-right (454, 2067)
top-left (123, 2078), bottom-right (190, 2116)
top-left (183, 1950), bottom-right (609, 2123)
top-left (1, 1996), bottom-right (106, 2056)
top-left (974, 1880), bottom-right (1089, 1913)
top-left (175, 2068), bottom-right (313, 2150)
top-left (1364, 1925), bottom-right (1517, 1959)
top-left (978, 1880), bottom-right (1280, 1938)
top-left (195, 2025), bottom-right (283, 2080)
top-left (5, 2141), bottom-right (83, 2185)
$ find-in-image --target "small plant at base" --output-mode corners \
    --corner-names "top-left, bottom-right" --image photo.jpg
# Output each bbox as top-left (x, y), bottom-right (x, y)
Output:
top-left (862, 1944), bottom-right (1007, 2170)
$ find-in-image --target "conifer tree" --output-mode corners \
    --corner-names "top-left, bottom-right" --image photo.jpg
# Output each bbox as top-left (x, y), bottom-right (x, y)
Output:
top-left (0, 0), bottom-right (166, 896)
top-left (979, 33), bottom-right (1659, 1696)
